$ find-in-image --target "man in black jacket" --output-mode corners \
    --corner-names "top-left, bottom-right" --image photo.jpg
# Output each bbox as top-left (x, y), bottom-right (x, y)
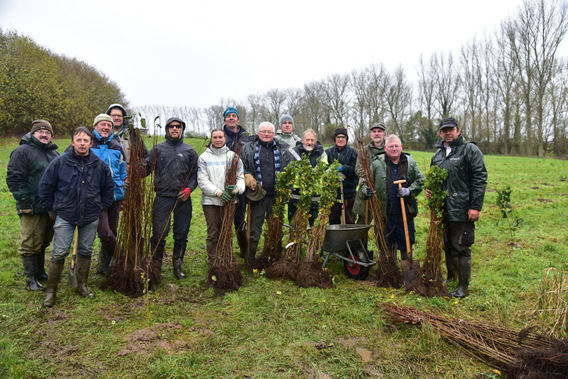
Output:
top-left (7, 120), bottom-right (59, 291)
top-left (145, 117), bottom-right (198, 279)
top-left (325, 127), bottom-right (358, 224)
top-left (39, 126), bottom-right (114, 307)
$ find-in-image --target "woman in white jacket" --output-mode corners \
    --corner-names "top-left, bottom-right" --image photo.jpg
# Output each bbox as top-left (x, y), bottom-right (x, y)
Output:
top-left (197, 129), bottom-right (246, 265)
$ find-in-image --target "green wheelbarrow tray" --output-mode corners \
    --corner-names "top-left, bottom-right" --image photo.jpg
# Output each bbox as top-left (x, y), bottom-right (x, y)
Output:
top-left (321, 224), bottom-right (376, 280)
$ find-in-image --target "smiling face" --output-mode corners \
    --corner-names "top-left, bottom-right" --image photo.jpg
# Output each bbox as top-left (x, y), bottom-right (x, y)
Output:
top-left (439, 126), bottom-right (461, 144)
top-left (71, 132), bottom-right (93, 156)
top-left (167, 122), bottom-right (183, 140)
top-left (33, 129), bottom-right (52, 144)
top-left (302, 132), bottom-right (316, 152)
top-left (335, 134), bottom-right (347, 148)
top-left (109, 108), bottom-right (124, 130)
top-left (224, 113), bottom-right (239, 131)
top-left (258, 124), bottom-right (275, 143)
top-left (385, 137), bottom-right (402, 163)
top-left (281, 121), bottom-right (293, 134)
top-left (211, 130), bottom-right (226, 148)
top-left (94, 120), bottom-right (113, 138)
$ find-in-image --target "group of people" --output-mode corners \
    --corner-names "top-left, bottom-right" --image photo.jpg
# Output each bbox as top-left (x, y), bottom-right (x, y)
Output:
top-left (7, 104), bottom-right (487, 306)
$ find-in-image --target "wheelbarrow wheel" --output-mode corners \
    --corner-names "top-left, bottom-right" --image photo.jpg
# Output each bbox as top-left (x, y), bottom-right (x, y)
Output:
top-left (343, 249), bottom-right (370, 280)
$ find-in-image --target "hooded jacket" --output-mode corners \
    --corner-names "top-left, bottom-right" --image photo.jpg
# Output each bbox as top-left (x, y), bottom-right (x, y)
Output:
top-left (431, 134), bottom-right (488, 222)
top-left (197, 144), bottom-right (245, 206)
top-left (105, 103), bottom-right (148, 163)
top-left (38, 151), bottom-right (114, 226)
top-left (291, 141), bottom-right (327, 167)
top-left (325, 144), bottom-right (358, 192)
top-left (7, 133), bottom-right (59, 214)
top-left (145, 117), bottom-right (198, 198)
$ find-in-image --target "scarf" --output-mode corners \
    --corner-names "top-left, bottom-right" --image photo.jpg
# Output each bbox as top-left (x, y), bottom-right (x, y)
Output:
top-left (254, 139), bottom-right (280, 185)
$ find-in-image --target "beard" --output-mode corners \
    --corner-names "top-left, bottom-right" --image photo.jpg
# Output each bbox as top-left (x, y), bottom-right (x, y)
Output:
top-left (303, 145), bottom-right (314, 152)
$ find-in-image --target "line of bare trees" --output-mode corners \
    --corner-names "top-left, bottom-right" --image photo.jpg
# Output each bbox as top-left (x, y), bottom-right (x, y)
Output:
top-left (132, 0), bottom-right (568, 156)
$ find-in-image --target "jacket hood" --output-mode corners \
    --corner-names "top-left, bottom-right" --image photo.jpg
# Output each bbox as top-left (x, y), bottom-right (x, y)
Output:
top-left (20, 131), bottom-right (58, 150)
top-left (165, 117), bottom-right (186, 143)
top-left (206, 144), bottom-right (230, 155)
top-left (297, 141), bottom-right (324, 154)
top-left (93, 129), bottom-right (115, 144)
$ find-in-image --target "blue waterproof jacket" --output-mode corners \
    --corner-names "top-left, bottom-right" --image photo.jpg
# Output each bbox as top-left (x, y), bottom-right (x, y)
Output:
top-left (38, 151), bottom-right (115, 226)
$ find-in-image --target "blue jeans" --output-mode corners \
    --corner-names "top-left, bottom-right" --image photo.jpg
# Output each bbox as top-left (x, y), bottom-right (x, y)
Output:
top-left (51, 216), bottom-right (99, 263)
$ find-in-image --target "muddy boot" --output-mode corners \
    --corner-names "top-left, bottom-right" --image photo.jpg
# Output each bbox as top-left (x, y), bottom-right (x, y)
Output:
top-left (173, 244), bottom-right (186, 280)
top-left (443, 252), bottom-right (458, 285)
top-left (76, 257), bottom-right (94, 298)
top-left (451, 257), bottom-right (471, 298)
top-left (23, 255), bottom-right (44, 291)
top-left (42, 262), bottom-right (64, 307)
top-left (247, 241), bottom-right (258, 271)
top-left (96, 243), bottom-right (114, 276)
top-left (236, 228), bottom-right (248, 259)
top-left (400, 250), bottom-right (408, 261)
top-left (36, 248), bottom-right (48, 282)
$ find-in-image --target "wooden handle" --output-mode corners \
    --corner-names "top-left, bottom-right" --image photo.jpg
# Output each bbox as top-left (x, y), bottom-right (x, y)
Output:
top-left (394, 181), bottom-right (411, 254)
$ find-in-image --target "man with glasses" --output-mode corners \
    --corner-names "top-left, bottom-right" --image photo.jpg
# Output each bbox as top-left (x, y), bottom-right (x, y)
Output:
top-left (241, 122), bottom-right (293, 265)
top-left (325, 127), bottom-right (358, 224)
top-left (7, 120), bottom-right (59, 291)
top-left (145, 117), bottom-right (198, 279)
top-left (371, 135), bottom-right (424, 262)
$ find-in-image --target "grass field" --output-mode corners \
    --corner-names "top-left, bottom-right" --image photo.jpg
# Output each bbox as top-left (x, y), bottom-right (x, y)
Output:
top-left (1, 135), bottom-right (567, 378)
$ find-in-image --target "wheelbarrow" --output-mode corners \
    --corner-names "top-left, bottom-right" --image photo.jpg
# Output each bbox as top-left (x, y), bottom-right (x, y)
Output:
top-left (321, 224), bottom-right (376, 280)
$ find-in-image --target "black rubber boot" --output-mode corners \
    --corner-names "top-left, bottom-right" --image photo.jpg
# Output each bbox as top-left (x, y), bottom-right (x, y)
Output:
top-left (76, 257), bottom-right (94, 298)
top-left (443, 252), bottom-right (458, 285)
top-left (96, 243), bottom-right (114, 276)
top-left (173, 244), bottom-right (186, 280)
top-left (42, 262), bottom-right (64, 307)
top-left (236, 228), bottom-right (248, 259)
top-left (22, 255), bottom-right (44, 291)
top-left (400, 250), bottom-right (408, 261)
top-left (451, 257), bottom-right (471, 298)
top-left (247, 241), bottom-right (258, 270)
top-left (36, 248), bottom-right (48, 281)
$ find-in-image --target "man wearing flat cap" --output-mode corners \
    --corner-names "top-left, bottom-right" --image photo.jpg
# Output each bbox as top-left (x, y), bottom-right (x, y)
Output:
top-left (426, 117), bottom-right (487, 298)
top-left (353, 123), bottom-right (387, 224)
top-left (7, 120), bottom-right (59, 291)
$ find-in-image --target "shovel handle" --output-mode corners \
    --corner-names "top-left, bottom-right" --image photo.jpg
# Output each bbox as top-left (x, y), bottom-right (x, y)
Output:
top-left (71, 226), bottom-right (79, 269)
top-left (393, 180), bottom-right (411, 254)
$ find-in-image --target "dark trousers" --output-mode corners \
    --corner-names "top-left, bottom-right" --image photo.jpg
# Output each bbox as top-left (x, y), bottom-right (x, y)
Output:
top-left (250, 195), bottom-right (276, 244)
top-left (444, 221), bottom-right (475, 258)
top-left (384, 213), bottom-right (415, 251)
top-left (234, 193), bottom-right (246, 233)
top-left (202, 205), bottom-right (221, 265)
top-left (98, 200), bottom-right (121, 247)
top-left (151, 196), bottom-right (192, 261)
top-left (329, 192), bottom-right (356, 224)
top-left (288, 200), bottom-right (318, 227)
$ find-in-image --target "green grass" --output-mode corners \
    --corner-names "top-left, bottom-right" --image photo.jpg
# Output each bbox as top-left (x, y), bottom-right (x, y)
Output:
top-left (1, 136), bottom-right (567, 378)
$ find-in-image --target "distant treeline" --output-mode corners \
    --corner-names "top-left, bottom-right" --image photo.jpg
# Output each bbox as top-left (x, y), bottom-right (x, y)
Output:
top-left (0, 29), bottom-right (127, 136)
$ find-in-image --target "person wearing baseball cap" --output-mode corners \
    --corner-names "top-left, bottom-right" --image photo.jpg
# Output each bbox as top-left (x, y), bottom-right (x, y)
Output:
top-left (7, 120), bottom-right (59, 291)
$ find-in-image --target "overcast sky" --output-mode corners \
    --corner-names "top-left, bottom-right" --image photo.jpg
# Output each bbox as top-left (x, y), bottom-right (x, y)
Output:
top-left (1, 0), bottom-right (528, 109)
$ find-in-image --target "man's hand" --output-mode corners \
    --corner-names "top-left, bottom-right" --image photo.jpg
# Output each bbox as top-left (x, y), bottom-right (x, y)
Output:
top-left (123, 178), bottom-right (129, 190)
top-left (364, 186), bottom-right (374, 198)
top-left (397, 187), bottom-right (410, 197)
top-left (425, 189), bottom-right (432, 199)
top-left (19, 197), bottom-right (33, 214)
top-left (177, 188), bottom-right (191, 201)
top-left (244, 174), bottom-right (257, 191)
top-left (468, 209), bottom-right (480, 222)
top-left (226, 184), bottom-right (238, 195)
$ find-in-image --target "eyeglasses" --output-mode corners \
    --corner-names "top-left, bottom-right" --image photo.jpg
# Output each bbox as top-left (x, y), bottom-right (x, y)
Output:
top-left (35, 130), bottom-right (52, 136)
top-left (169, 124), bottom-right (182, 129)
top-left (335, 136), bottom-right (347, 139)
top-left (259, 130), bottom-right (274, 134)
top-left (387, 145), bottom-right (401, 149)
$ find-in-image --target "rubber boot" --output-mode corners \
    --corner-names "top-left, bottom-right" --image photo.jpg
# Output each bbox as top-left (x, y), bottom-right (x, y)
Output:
top-left (76, 257), bottom-right (94, 298)
top-left (42, 262), bottom-right (64, 307)
top-left (173, 244), bottom-right (186, 280)
top-left (443, 252), bottom-right (458, 285)
top-left (400, 250), bottom-right (408, 261)
top-left (236, 228), bottom-right (248, 259)
top-left (451, 257), bottom-right (471, 298)
top-left (247, 241), bottom-right (258, 271)
top-left (96, 242), bottom-right (114, 276)
top-left (151, 239), bottom-right (164, 272)
top-left (22, 255), bottom-right (44, 291)
top-left (36, 247), bottom-right (49, 281)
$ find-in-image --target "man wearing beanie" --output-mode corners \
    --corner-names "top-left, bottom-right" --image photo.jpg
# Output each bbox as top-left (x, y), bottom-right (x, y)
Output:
top-left (325, 127), bottom-right (358, 224)
top-left (105, 103), bottom-right (148, 164)
top-left (275, 114), bottom-right (300, 149)
top-left (353, 122), bottom-right (387, 224)
top-left (7, 120), bottom-right (59, 291)
top-left (145, 117), bottom-right (198, 279)
top-left (65, 114), bottom-right (128, 276)
top-left (222, 107), bottom-right (252, 257)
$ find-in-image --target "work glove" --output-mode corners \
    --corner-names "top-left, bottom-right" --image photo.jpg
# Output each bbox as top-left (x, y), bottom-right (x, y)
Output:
top-left (397, 187), bottom-right (411, 197)
top-left (177, 188), bottom-right (191, 201)
top-left (19, 197), bottom-right (33, 214)
top-left (337, 165), bottom-right (343, 173)
top-left (225, 184), bottom-right (238, 194)
top-left (220, 191), bottom-right (232, 203)
top-left (123, 178), bottom-right (129, 190)
top-left (244, 174), bottom-right (257, 191)
top-left (338, 173), bottom-right (346, 181)
top-left (364, 186), bottom-right (374, 198)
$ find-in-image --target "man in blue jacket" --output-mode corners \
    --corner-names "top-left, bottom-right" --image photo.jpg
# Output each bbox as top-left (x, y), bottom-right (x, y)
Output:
top-left (7, 120), bottom-right (59, 291)
top-left (39, 127), bottom-right (114, 307)
top-left (90, 114), bottom-right (128, 276)
top-left (145, 117), bottom-right (198, 279)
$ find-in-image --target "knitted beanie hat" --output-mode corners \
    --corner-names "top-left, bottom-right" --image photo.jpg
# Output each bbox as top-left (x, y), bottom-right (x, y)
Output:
top-left (93, 113), bottom-right (113, 127)
top-left (30, 119), bottom-right (53, 135)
